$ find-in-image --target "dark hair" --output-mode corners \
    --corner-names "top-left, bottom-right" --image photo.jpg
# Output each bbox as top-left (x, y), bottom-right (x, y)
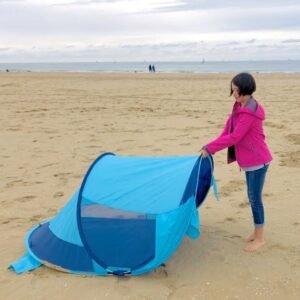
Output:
top-left (230, 72), bottom-right (256, 96)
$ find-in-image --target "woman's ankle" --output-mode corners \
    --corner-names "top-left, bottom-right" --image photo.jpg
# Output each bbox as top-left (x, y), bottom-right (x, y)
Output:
top-left (254, 226), bottom-right (264, 241)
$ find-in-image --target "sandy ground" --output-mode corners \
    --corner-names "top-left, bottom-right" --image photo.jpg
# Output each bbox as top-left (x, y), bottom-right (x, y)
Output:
top-left (0, 72), bottom-right (299, 300)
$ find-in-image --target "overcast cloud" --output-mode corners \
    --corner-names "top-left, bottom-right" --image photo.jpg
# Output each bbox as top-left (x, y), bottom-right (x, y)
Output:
top-left (0, 0), bottom-right (300, 62)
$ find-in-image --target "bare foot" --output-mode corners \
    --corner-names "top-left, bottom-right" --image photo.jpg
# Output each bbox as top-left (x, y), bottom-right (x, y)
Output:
top-left (244, 239), bottom-right (265, 252)
top-left (244, 233), bottom-right (255, 243)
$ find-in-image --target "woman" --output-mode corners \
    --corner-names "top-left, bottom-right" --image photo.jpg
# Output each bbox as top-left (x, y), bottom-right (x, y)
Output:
top-left (201, 72), bottom-right (272, 252)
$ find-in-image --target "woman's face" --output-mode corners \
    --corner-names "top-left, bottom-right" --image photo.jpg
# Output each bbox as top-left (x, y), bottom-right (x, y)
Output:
top-left (231, 83), bottom-right (243, 103)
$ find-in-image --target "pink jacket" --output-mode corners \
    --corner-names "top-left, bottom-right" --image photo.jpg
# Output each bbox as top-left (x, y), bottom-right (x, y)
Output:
top-left (205, 100), bottom-right (272, 168)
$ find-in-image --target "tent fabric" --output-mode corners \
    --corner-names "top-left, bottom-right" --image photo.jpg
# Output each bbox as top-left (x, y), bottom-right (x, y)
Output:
top-left (9, 253), bottom-right (41, 275)
top-left (9, 153), bottom-right (216, 276)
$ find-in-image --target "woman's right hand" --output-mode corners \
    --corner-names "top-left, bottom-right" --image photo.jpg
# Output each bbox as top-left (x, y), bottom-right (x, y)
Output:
top-left (201, 148), bottom-right (209, 158)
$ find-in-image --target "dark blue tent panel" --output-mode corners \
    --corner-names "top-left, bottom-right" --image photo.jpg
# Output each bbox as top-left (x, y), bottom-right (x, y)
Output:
top-left (81, 216), bottom-right (156, 269)
top-left (29, 222), bottom-right (93, 272)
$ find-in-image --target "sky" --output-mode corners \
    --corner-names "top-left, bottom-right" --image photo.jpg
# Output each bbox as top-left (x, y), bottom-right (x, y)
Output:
top-left (0, 0), bottom-right (300, 62)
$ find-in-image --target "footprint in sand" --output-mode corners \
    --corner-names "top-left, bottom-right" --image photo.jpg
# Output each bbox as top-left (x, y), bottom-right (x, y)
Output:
top-left (47, 208), bottom-right (58, 214)
top-left (38, 163), bottom-right (58, 169)
top-left (219, 179), bottom-right (244, 198)
top-left (224, 234), bottom-right (242, 239)
top-left (6, 179), bottom-right (23, 188)
top-left (72, 174), bottom-right (82, 179)
top-left (224, 217), bottom-right (238, 223)
top-left (279, 151), bottom-right (300, 168)
top-left (53, 172), bottom-right (71, 185)
top-left (53, 191), bottom-right (64, 198)
top-left (121, 139), bottom-right (135, 143)
top-left (287, 133), bottom-right (300, 145)
top-left (179, 142), bottom-right (192, 146)
top-left (0, 83), bottom-right (19, 88)
top-left (1, 220), bottom-right (10, 224)
top-left (165, 137), bottom-right (177, 141)
top-left (264, 121), bottom-right (286, 130)
top-left (278, 134), bottom-right (300, 167)
top-left (14, 195), bottom-right (37, 203)
top-left (87, 144), bottom-right (100, 149)
top-left (7, 126), bottom-right (22, 132)
top-left (30, 215), bottom-right (46, 222)
top-left (264, 193), bottom-right (273, 198)
top-left (138, 145), bottom-right (153, 149)
top-left (239, 201), bottom-right (249, 208)
top-left (208, 120), bottom-right (216, 125)
top-left (268, 243), bottom-right (288, 251)
top-left (25, 108), bottom-right (49, 113)
top-left (177, 133), bottom-right (189, 138)
top-left (6, 180), bottom-right (43, 188)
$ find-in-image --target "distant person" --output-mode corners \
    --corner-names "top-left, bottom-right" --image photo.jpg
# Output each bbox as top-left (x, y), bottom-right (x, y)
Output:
top-left (152, 64), bottom-right (156, 72)
top-left (201, 72), bottom-right (272, 252)
top-left (149, 64), bottom-right (152, 72)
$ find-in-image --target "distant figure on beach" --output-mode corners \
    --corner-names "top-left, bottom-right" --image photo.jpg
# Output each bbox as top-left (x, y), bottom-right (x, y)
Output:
top-left (152, 64), bottom-right (156, 72)
top-left (6, 69), bottom-right (9, 72)
top-left (148, 64), bottom-right (152, 72)
top-left (201, 72), bottom-right (272, 252)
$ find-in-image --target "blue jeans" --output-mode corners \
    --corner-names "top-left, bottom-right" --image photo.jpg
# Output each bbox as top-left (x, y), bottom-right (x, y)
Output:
top-left (245, 165), bottom-right (269, 227)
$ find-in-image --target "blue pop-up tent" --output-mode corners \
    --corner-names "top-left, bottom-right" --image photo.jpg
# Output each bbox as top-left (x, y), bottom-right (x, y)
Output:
top-left (9, 153), bottom-right (217, 276)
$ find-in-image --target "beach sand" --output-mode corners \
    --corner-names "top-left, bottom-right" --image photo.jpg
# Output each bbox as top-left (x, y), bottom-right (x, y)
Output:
top-left (0, 72), bottom-right (299, 299)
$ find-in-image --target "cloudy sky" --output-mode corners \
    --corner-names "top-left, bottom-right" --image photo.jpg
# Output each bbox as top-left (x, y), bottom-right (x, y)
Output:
top-left (1, 0), bottom-right (300, 62)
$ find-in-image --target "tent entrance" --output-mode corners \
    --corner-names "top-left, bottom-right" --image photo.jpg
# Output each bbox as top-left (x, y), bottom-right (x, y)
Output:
top-left (79, 204), bottom-right (156, 270)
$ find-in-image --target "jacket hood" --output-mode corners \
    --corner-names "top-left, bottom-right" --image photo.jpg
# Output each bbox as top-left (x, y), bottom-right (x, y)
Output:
top-left (233, 100), bottom-right (265, 120)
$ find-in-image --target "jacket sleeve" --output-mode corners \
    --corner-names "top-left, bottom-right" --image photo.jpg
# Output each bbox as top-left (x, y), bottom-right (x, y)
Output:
top-left (201, 116), bottom-right (231, 153)
top-left (205, 113), bottom-right (254, 154)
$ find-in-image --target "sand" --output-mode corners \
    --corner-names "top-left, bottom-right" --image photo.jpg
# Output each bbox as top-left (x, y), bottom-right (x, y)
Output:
top-left (0, 72), bottom-right (299, 300)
